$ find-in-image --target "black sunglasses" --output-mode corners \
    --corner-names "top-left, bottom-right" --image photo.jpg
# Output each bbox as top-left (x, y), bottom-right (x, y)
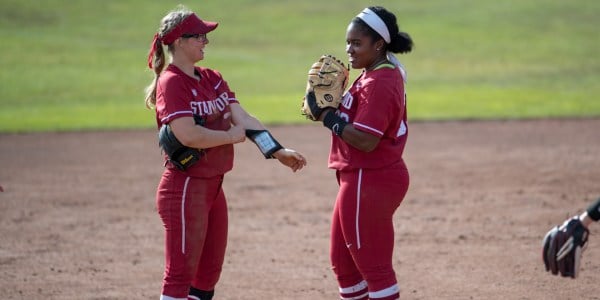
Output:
top-left (181, 33), bottom-right (207, 40)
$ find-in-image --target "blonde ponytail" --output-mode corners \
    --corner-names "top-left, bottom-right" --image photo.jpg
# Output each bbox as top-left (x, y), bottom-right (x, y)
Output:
top-left (144, 5), bottom-right (193, 109)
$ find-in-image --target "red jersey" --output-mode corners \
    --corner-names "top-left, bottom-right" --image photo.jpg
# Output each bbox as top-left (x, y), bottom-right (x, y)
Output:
top-left (155, 64), bottom-right (239, 177)
top-left (328, 65), bottom-right (408, 171)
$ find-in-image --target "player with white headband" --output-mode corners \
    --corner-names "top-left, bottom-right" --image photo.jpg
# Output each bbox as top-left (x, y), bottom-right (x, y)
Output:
top-left (356, 8), bottom-right (408, 81)
top-left (314, 6), bottom-right (414, 300)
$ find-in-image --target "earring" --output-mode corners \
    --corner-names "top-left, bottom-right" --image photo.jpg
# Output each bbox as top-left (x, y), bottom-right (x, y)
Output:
top-left (376, 48), bottom-right (381, 51)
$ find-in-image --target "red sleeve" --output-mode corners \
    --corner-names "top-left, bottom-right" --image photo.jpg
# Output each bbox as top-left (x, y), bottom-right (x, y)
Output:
top-left (352, 78), bottom-right (397, 137)
top-left (155, 74), bottom-right (194, 125)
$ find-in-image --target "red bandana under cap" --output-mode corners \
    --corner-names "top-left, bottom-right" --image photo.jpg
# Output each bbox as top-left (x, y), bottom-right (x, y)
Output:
top-left (147, 13), bottom-right (218, 69)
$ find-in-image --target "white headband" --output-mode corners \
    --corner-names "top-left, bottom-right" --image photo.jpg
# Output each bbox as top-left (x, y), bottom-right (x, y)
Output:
top-left (356, 8), bottom-right (390, 43)
top-left (357, 8), bottom-right (407, 82)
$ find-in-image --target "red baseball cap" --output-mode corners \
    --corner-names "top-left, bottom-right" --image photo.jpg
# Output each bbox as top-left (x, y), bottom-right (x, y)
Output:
top-left (148, 13), bottom-right (218, 68)
top-left (162, 13), bottom-right (218, 45)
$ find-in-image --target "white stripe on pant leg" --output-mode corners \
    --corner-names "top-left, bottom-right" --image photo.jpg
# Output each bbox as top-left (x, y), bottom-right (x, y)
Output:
top-left (339, 280), bottom-right (368, 294)
top-left (356, 168), bottom-right (363, 249)
top-left (369, 284), bottom-right (400, 299)
top-left (181, 176), bottom-right (191, 254)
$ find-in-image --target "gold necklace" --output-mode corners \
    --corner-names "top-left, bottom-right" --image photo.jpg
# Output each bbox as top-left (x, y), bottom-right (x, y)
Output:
top-left (367, 57), bottom-right (389, 71)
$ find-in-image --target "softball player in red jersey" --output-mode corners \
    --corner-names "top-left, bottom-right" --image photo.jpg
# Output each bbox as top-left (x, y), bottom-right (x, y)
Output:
top-left (315, 6), bottom-right (413, 300)
top-left (145, 6), bottom-right (306, 300)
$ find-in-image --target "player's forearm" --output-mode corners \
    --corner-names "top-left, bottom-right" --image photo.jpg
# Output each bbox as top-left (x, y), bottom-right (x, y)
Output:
top-left (185, 127), bottom-right (235, 149)
top-left (239, 114), bottom-right (265, 131)
top-left (581, 197), bottom-right (600, 227)
top-left (173, 125), bottom-right (233, 149)
top-left (580, 212), bottom-right (594, 228)
top-left (229, 103), bottom-right (265, 130)
top-left (320, 110), bottom-right (379, 152)
top-left (170, 117), bottom-right (234, 149)
top-left (339, 126), bottom-right (378, 152)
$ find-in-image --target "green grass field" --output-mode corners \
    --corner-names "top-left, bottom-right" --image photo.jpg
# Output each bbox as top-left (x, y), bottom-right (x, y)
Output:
top-left (0, 0), bottom-right (598, 132)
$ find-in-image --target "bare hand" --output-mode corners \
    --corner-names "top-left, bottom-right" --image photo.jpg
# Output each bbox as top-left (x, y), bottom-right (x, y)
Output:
top-left (227, 124), bottom-right (246, 144)
top-left (272, 148), bottom-right (307, 172)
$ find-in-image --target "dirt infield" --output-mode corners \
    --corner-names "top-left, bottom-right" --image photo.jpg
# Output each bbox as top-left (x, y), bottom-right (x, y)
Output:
top-left (1, 119), bottom-right (599, 300)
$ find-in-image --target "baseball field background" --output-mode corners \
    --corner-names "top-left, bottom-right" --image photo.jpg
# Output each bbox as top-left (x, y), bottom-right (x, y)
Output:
top-left (0, 0), bottom-right (598, 132)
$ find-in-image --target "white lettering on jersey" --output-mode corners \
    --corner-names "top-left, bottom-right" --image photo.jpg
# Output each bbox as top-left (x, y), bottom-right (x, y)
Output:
top-left (190, 92), bottom-right (231, 116)
top-left (339, 112), bottom-right (350, 122)
top-left (396, 120), bottom-right (407, 137)
top-left (341, 92), bottom-right (353, 109)
top-left (396, 91), bottom-right (407, 137)
top-left (339, 92), bottom-right (352, 121)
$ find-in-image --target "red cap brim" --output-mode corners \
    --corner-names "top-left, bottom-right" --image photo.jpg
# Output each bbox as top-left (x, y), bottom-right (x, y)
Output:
top-left (196, 20), bottom-right (218, 34)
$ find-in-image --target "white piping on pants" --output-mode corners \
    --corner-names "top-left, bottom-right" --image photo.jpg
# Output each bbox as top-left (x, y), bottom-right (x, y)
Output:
top-left (181, 176), bottom-right (191, 254)
top-left (356, 168), bottom-right (363, 249)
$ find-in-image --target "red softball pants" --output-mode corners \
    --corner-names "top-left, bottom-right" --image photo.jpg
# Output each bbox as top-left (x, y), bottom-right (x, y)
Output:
top-left (331, 166), bottom-right (409, 300)
top-left (156, 170), bottom-right (228, 299)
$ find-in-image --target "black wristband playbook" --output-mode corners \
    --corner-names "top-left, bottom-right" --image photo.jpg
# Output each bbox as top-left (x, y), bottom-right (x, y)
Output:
top-left (586, 198), bottom-right (600, 222)
top-left (245, 129), bottom-right (283, 159)
top-left (322, 111), bottom-right (348, 136)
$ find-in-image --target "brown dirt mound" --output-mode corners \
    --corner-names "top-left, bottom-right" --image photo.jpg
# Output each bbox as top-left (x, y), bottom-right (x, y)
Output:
top-left (1, 119), bottom-right (599, 299)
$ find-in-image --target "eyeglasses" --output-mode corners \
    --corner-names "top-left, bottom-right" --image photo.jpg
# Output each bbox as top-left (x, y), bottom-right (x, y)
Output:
top-left (181, 33), bottom-right (207, 41)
